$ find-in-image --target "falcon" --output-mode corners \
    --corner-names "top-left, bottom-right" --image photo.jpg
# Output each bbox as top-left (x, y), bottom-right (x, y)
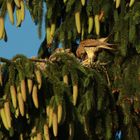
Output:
top-left (76, 37), bottom-right (116, 65)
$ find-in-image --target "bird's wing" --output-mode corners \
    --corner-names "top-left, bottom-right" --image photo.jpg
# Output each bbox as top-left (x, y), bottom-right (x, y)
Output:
top-left (79, 39), bottom-right (116, 47)
top-left (97, 45), bottom-right (116, 50)
top-left (79, 39), bottom-right (97, 47)
top-left (97, 37), bottom-right (108, 42)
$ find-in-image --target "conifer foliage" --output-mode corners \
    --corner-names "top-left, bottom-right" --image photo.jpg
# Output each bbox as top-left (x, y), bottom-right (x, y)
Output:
top-left (0, 0), bottom-right (140, 139)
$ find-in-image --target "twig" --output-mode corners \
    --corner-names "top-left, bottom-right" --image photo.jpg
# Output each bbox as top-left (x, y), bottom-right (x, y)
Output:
top-left (29, 58), bottom-right (49, 63)
top-left (102, 66), bottom-right (111, 87)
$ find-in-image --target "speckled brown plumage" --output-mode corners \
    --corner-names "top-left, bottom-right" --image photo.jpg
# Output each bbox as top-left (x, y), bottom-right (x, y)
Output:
top-left (76, 38), bottom-right (116, 65)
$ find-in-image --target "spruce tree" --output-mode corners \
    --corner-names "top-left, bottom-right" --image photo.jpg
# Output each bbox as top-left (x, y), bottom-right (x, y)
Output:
top-left (0, 0), bottom-right (140, 139)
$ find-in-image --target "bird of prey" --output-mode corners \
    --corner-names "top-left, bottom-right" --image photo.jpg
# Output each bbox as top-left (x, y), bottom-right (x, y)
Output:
top-left (76, 37), bottom-right (116, 65)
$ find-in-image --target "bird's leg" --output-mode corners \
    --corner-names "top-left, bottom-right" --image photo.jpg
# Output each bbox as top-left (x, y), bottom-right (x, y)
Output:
top-left (82, 59), bottom-right (89, 66)
top-left (88, 56), bottom-right (93, 64)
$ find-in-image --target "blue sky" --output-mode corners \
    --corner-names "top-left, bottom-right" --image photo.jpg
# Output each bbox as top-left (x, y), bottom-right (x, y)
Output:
top-left (0, 10), bottom-right (45, 59)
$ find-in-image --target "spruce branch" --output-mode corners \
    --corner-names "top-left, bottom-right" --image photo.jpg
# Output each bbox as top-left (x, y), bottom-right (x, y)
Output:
top-left (0, 56), bottom-right (49, 64)
top-left (0, 57), bottom-right (12, 64)
top-left (29, 58), bottom-right (49, 63)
